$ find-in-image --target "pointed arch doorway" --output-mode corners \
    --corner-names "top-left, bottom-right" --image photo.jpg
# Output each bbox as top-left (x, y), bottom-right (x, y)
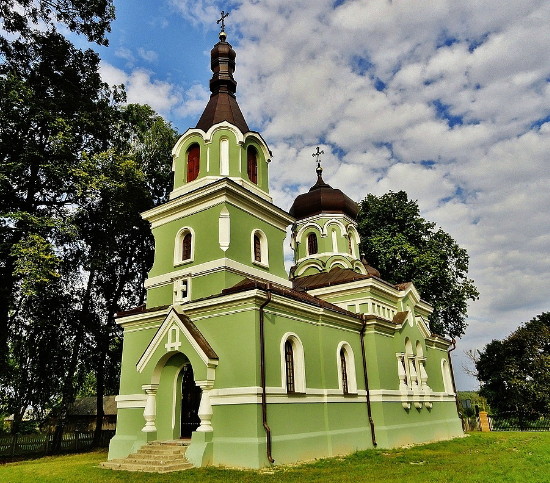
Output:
top-left (180, 363), bottom-right (202, 438)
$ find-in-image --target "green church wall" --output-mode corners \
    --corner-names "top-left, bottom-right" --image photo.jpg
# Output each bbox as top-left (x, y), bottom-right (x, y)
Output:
top-left (145, 285), bottom-right (172, 309)
top-left (147, 208), bottom-right (220, 279)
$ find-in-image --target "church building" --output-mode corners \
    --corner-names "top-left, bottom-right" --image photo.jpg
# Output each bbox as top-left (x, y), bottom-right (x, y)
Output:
top-left (107, 26), bottom-right (463, 469)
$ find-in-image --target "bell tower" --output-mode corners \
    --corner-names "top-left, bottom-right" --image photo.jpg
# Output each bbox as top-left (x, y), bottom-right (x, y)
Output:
top-left (142, 28), bottom-right (293, 309)
top-left (289, 148), bottom-right (367, 278)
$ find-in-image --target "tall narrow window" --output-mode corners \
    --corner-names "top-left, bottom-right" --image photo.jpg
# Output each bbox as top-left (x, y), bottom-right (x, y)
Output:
top-left (187, 144), bottom-right (200, 182)
top-left (285, 340), bottom-right (295, 393)
top-left (254, 234), bottom-right (262, 262)
top-left (182, 232), bottom-right (192, 260)
top-left (307, 233), bottom-right (318, 255)
top-left (340, 348), bottom-right (349, 394)
top-left (247, 146), bottom-right (258, 184)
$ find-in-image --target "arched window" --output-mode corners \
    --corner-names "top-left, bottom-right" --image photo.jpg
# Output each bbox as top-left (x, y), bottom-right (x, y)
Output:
top-left (247, 146), bottom-right (258, 184)
top-left (337, 342), bottom-right (357, 394)
top-left (174, 227), bottom-right (195, 265)
top-left (280, 334), bottom-right (306, 393)
top-left (340, 348), bottom-right (348, 394)
top-left (254, 234), bottom-right (262, 262)
top-left (285, 340), bottom-right (295, 393)
top-left (187, 144), bottom-right (200, 182)
top-left (182, 232), bottom-right (192, 261)
top-left (307, 233), bottom-right (318, 255)
top-left (251, 230), bottom-right (268, 266)
top-left (442, 359), bottom-right (454, 394)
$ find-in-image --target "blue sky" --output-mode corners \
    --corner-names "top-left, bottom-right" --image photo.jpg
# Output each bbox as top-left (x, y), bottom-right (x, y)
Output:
top-left (78, 0), bottom-right (550, 390)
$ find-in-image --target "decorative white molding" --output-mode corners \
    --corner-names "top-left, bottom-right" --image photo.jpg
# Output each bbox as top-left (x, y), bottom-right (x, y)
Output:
top-left (136, 309), bottom-right (219, 373)
top-left (220, 137), bottom-right (229, 175)
top-left (218, 207), bottom-right (230, 251)
top-left (115, 394), bottom-right (148, 409)
top-left (192, 386), bottom-right (458, 406)
top-left (141, 384), bottom-right (159, 432)
top-left (144, 257), bottom-right (291, 289)
top-left (196, 384), bottom-right (214, 432)
top-left (173, 277), bottom-right (191, 304)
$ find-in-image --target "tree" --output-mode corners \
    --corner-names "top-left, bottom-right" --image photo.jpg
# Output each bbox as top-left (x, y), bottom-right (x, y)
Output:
top-left (0, 29), bottom-right (119, 372)
top-left (357, 191), bottom-right (479, 338)
top-left (476, 312), bottom-right (550, 419)
top-left (0, 0), bottom-right (114, 46)
top-left (72, 104), bottom-right (177, 444)
top-left (0, 1), bottom-right (118, 431)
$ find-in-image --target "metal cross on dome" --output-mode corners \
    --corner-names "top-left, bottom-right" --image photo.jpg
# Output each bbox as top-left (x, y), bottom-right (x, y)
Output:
top-left (217, 10), bottom-right (229, 32)
top-left (312, 146), bottom-right (325, 175)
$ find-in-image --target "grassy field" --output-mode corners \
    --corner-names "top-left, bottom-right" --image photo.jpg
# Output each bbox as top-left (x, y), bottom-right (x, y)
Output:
top-left (1, 432), bottom-right (549, 483)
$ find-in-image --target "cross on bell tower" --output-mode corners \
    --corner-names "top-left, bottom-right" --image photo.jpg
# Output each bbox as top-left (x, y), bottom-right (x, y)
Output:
top-left (312, 146), bottom-right (325, 177)
top-left (217, 10), bottom-right (229, 33)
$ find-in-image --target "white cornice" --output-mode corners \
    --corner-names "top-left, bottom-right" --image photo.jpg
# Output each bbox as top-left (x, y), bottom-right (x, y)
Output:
top-left (143, 179), bottom-right (294, 230)
top-left (169, 175), bottom-right (273, 202)
top-left (307, 277), bottom-right (400, 300)
top-left (144, 257), bottom-right (292, 289)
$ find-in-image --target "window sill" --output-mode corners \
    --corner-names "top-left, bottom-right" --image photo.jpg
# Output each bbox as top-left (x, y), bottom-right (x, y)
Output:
top-left (286, 391), bottom-right (306, 397)
top-left (252, 260), bottom-right (269, 269)
top-left (174, 258), bottom-right (194, 267)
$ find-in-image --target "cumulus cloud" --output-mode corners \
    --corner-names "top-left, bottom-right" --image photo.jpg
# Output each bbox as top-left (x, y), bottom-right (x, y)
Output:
top-left (100, 62), bottom-right (209, 126)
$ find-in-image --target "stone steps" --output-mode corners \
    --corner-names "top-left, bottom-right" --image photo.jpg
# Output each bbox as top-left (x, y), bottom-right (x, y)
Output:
top-left (101, 440), bottom-right (193, 473)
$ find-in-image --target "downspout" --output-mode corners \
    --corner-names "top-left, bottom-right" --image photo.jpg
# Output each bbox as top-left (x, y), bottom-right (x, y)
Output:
top-left (360, 315), bottom-right (377, 447)
top-left (259, 283), bottom-right (274, 463)
top-left (447, 338), bottom-right (461, 415)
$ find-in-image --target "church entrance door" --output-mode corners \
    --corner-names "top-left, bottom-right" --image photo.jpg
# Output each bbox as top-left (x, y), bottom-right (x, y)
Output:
top-left (180, 363), bottom-right (202, 438)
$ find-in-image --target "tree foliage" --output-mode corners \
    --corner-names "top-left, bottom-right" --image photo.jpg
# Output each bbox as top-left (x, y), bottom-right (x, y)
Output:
top-left (476, 312), bottom-right (550, 419)
top-left (357, 191), bottom-right (479, 338)
top-left (0, 0), bottom-right (114, 46)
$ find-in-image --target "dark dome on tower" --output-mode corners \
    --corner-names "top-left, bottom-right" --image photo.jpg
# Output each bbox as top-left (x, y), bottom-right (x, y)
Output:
top-left (289, 174), bottom-right (359, 221)
top-left (196, 30), bottom-right (249, 133)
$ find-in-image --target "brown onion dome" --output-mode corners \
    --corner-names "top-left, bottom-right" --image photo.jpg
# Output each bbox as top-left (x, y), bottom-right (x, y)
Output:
top-left (196, 30), bottom-right (249, 133)
top-left (289, 173), bottom-right (359, 221)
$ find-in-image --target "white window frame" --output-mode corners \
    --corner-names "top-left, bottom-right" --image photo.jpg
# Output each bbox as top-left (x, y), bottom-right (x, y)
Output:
top-left (336, 341), bottom-right (358, 394)
top-left (280, 332), bottom-right (306, 393)
top-left (174, 226), bottom-right (195, 266)
top-left (173, 277), bottom-right (191, 304)
top-left (251, 229), bottom-right (269, 268)
top-left (441, 359), bottom-right (454, 395)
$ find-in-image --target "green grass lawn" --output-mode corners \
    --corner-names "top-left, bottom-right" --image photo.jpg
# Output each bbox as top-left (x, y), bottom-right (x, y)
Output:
top-left (1, 432), bottom-right (549, 483)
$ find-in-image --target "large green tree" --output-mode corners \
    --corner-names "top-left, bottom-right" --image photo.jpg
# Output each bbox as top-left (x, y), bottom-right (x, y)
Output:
top-left (476, 312), bottom-right (550, 419)
top-left (0, 29), bottom-right (119, 374)
top-left (71, 104), bottom-right (176, 444)
top-left (357, 191), bottom-right (479, 338)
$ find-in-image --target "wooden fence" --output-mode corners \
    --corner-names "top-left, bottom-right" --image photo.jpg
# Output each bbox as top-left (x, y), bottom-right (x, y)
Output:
top-left (0, 430), bottom-right (115, 458)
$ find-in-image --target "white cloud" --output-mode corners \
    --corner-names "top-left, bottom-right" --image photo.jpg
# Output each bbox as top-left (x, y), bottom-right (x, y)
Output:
top-left (100, 62), bottom-right (208, 124)
top-left (138, 48), bottom-right (159, 63)
top-left (169, 0), bottom-right (223, 27)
